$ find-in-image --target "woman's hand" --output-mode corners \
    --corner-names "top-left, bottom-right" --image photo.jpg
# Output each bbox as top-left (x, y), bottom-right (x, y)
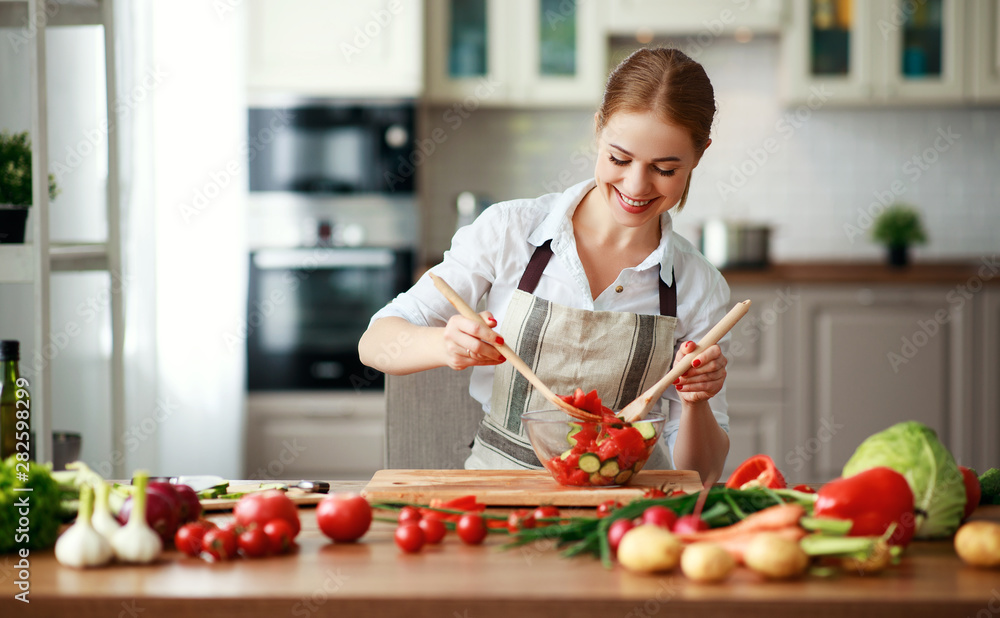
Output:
top-left (672, 340), bottom-right (727, 403)
top-left (441, 311), bottom-right (507, 370)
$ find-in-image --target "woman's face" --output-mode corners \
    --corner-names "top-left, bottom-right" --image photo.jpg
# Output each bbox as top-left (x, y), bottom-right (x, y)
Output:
top-left (593, 110), bottom-right (704, 230)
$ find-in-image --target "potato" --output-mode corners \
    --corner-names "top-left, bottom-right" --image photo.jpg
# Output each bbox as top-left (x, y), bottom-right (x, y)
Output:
top-left (954, 521), bottom-right (1000, 568)
top-left (840, 541), bottom-right (892, 575)
top-left (743, 532), bottom-right (809, 580)
top-left (681, 542), bottom-right (735, 583)
top-left (617, 524), bottom-right (683, 573)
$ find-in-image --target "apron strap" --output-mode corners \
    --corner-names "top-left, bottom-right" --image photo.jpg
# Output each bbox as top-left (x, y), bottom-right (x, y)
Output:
top-left (517, 240), bottom-right (677, 317)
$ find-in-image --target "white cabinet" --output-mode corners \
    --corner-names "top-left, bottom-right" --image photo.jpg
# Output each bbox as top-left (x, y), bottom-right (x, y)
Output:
top-left (977, 289), bottom-right (1000, 473)
top-left (424, 0), bottom-right (606, 107)
top-left (247, 0), bottom-right (423, 98)
top-left (781, 0), bottom-right (988, 105)
top-left (245, 392), bottom-right (386, 481)
top-left (969, 0), bottom-right (1000, 101)
top-left (606, 0), bottom-right (783, 36)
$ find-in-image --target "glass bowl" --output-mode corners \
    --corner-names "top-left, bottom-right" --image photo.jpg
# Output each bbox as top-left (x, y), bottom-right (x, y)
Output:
top-left (521, 409), bottom-right (666, 487)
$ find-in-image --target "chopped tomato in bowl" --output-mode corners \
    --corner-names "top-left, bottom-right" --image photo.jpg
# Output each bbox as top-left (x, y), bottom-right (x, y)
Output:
top-left (522, 389), bottom-right (665, 487)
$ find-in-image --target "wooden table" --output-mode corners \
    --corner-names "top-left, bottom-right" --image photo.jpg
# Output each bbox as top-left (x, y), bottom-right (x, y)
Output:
top-left (4, 484), bottom-right (999, 618)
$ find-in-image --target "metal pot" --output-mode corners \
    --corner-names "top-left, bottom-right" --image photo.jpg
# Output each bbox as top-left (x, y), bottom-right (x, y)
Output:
top-left (698, 219), bottom-right (771, 269)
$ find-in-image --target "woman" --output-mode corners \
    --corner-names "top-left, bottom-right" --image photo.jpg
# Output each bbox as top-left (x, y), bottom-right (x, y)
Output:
top-left (359, 48), bottom-right (731, 484)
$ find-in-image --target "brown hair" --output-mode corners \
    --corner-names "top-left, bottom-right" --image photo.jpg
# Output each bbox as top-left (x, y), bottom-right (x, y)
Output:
top-left (597, 48), bottom-right (716, 209)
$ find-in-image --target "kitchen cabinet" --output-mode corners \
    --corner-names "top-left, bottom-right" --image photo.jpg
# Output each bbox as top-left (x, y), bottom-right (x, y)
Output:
top-left (245, 392), bottom-right (385, 481)
top-left (606, 0), bottom-right (783, 36)
top-left (790, 285), bottom-right (975, 482)
top-left (978, 289), bottom-right (1000, 472)
top-left (424, 0), bottom-right (606, 107)
top-left (969, 0), bottom-right (1000, 101)
top-left (246, 0), bottom-right (423, 98)
top-left (781, 0), bottom-right (987, 105)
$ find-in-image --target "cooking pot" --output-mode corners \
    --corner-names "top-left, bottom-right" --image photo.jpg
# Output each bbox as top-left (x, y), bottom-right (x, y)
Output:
top-left (698, 219), bottom-right (771, 269)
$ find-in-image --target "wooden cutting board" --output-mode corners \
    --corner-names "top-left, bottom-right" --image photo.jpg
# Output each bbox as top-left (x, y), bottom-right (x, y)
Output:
top-left (200, 485), bottom-right (328, 512)
top-left (361, 469), bottom-right (704, 507)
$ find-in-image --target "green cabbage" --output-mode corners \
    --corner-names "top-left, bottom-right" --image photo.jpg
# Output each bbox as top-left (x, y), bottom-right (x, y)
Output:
top-left (842, 421), bottom-right (966, 539)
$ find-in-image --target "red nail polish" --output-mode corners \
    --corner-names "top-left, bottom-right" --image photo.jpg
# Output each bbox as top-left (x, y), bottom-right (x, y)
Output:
top-left (496, 336), bottom-right (505, 345)
top-left (673, 379), bottom-right (680, 385)
top-left (692, 359), bottom-right (701, 368)
top-left (676, 384), bottom-right (683, 391)
top-left (489, 317), bottom-right (497, 325)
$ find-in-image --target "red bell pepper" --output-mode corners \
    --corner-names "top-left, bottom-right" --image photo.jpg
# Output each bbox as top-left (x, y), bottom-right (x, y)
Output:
top-left (725, 454), bottom-right (787, 489)
top-left (813, 466), bottom-right (916, 547)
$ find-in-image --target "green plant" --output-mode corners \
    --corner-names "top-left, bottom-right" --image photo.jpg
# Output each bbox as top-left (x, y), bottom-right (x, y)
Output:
top-left (871, 203), bottom-right (927, 247)
top-left (0, 130), bottom-right (59, 206)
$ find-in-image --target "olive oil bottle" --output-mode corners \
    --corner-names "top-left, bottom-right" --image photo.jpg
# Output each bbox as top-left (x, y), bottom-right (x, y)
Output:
top-left (0, 340), bottom-right (30, 461)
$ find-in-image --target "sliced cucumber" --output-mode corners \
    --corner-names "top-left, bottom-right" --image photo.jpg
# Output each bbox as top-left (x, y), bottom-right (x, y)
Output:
top-left (599, 458), bottom-right (620, 478)
top-left (566, 424), bottom-right (582, 445)
top-left (578, 453), bottom-right (601, 473)
top-left (560, 448), bottom-right (573, 460)
top-left (635, 422), bottom-right (656, 440)
top-left (614, 469), bottom-right (633, 485)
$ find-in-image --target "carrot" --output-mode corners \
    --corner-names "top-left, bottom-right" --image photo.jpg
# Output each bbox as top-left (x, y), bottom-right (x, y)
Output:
top-left (677, 503), bottom-right (806, 542)
top-left (707, 526), bottom-right (807, 564)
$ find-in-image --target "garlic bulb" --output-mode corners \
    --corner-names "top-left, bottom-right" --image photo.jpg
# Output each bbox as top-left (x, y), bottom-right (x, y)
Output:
top-left (91, 480), bottom-right (122, 539)
top-left (55, 484), bottom-right (114, 568)
top-left (110, 470), bottom-right (162, 563)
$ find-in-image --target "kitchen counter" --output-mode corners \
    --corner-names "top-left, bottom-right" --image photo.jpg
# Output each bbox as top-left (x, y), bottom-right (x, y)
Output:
top-left (721, 260), bottom-right (1000, 285)
top-left (6, 482), bottom-right (1000, 618)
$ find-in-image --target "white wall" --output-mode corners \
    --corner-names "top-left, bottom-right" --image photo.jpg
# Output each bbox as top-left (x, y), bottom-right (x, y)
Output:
top-left (417, 38), bottom-right (1000, 265)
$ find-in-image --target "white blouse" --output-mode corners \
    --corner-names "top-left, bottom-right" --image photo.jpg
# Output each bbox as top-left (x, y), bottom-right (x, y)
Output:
top-left (370, 178), bottom-right (731, 465)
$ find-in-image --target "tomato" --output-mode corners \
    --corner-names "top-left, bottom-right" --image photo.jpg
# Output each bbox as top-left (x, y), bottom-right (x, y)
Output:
top-left (640, 505), bottom-right (677, 530)
top-left (724, 454), bottom-right (787, 490)
top-left (202, 528), bottom-right (238, 561)
top-left (233, 490), bottom-right (301, 539)
top-left (238, 527), bottom-right (269, 558)
top-left (418, 517), bottom-right (447, 544)
top-left (175, 522), bottom-right (212, 557)
top-left (793, 484), bottom-right (817, 494)
top-left (532, 505), bottom-right (560, 527)
top-left (316, 493), bottom-right (373, 543)
top-left (398, 506), bottom-right (423, 525)
top-left (456, 513), bottom-right (488, 545)
top-left (607, 518), bottom-right (635, 554)
top-left (959, 466), bottom-right (981, 520)
top-left (596, 500), bottom-right (621, 519)
top-left (506, 509), bottom-right (536, 533)
top-left (263, 519), bottom-right (296, 554)
top-left (672, 514), bottom-right (709, 534)
top-left (395, 523), bottom-right (426, 553)
top-left (220, 520), bottom-right (242, 535)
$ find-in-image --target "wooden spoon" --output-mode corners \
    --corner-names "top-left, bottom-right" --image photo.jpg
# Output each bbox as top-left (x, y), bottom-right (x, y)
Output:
top-left (429, 273), bottom-right (602, 422)
top-left (619, 299), bottom-right (752, 423)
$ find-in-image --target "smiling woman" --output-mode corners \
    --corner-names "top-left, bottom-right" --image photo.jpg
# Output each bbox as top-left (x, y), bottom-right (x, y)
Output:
top-left (360, 48), bottom-right (732, 485)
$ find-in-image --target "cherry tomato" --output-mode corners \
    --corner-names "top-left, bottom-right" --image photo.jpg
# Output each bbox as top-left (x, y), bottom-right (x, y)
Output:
top-left (607, 518), bottom-right (635, 554)
top-left (532, 505), bottom-right (560, 527)
top-left (316, 493), bottom-right (373, 543)
top-left (641, 505), bottom-right (678, 530)
top-left (175, 522), bottom-right (212, 557)
top-left (238, 527), bottom-right (269, 558)
top-left (457, 513), bottom-right (488, 545)
top-left (506, 509), bottom-right (537, 533)
top-left (220, 520), bottom-right (242, 536)
top-left (597, 500), bottom-right (621, 519)
top-left (398, 506), bottom-right (423, 525)
top-left (672, 514), bottom-right (709, 534)
top-left (202, 528), bottom-right (238, 561)
top-left (418, 517), bottom-right (447, 544)
top-left (793, 484), bottom-right (817, 494)
top-left (395, 523), bottom-right (426, 553)
top-left (233, 490), bottom-right (301, 539)
top-left (263, 518), bottom-right (296, 554)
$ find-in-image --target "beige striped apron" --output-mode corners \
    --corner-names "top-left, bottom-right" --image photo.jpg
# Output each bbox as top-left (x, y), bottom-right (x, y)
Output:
top-left (465, 240), bottom-right (678, 470)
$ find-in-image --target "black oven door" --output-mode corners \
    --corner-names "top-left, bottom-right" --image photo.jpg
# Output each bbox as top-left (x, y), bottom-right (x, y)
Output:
top-left (246, 247), bottom-right (413, 391)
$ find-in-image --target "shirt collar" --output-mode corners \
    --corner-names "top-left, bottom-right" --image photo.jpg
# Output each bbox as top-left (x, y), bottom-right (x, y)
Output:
top-left (528, 178), bottom-right (676, 287)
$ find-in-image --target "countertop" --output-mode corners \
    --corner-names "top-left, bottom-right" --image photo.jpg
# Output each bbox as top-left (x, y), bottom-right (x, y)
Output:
top-left (721, 260), bottom-right (1000, 285)
top-left (5, 481), bottom-right (1000, 618)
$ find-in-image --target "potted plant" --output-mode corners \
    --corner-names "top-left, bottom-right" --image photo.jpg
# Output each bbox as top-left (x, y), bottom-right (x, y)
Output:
top-left (0, 130), bottom-right (59, 244)
top-left (872, 203), bottom-right (927, 268)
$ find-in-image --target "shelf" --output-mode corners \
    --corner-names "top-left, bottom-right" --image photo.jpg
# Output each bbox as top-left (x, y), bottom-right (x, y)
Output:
top-left (0, 242), bottom-right (110, 283)
top-left (0, 0), bottom-right (101, 28)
